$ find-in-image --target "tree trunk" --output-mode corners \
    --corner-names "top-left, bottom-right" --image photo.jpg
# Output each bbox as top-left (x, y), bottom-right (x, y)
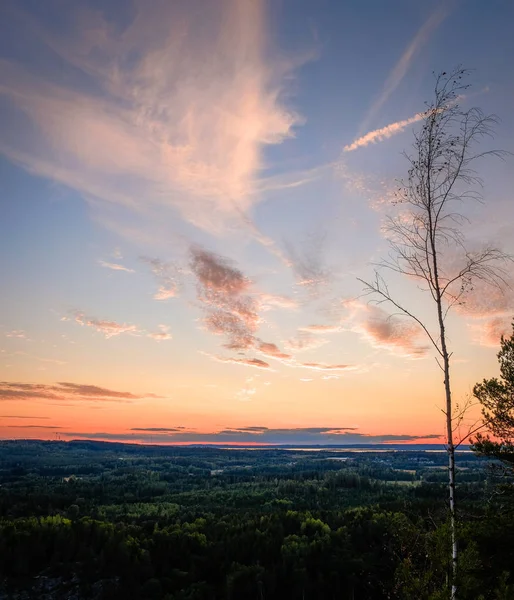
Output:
top-left (438, 302), bottom-right (457, 599)
top-left (443, 353), bottom-right (457, 600)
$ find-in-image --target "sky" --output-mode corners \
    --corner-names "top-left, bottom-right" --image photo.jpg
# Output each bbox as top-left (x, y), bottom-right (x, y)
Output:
top-left (1, 0), bottom-right (514, 446)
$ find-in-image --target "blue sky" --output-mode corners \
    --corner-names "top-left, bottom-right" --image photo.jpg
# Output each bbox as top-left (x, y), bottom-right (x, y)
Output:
top-left (1, 0), bottom-right (513, 444)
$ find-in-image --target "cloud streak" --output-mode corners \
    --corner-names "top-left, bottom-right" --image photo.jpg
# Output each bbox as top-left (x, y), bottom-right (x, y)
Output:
top-left (453, 281), bottom-right (514, 347)
top-left (344, 111), bottom-right (425, 152)
top-left (73, 312), bottom-right (138, 338)
top-left (204, 353), bottom-right (271, 370)
top-left (0, 381), bottom-right (157, 403)
top-left (141, 257), bottom-right (181, 300)
top-left (300, 362), bottom-right (356, 372)
top-left (344, 301), bottom-right (429, 358)
top-left (257, 342), bottom-right (292, 361)
top-left (259, 294), bottom-right (298, 311)
top-left (300, 324), bottom-right (341, 334)
top-left (469, 316), bottom-right (512, 347)
top-left (0, 415), bottom-right (49, 419)
top-left (130, 427), bottom-right (187, 433)
top-left (5, 330), bottom-right (28, 339)
top-left (284, 233), bottom-right (331, 294)
top-left (284, 332), bottom-right (328, 353)
top-left (7, 424), bottom-right (63, 429)
top-left (359, 2), bottom-right (450, 133)
top-left (147, 325), bottom-right (172, 341)
top-left (98, 260), bottom-right (135, 273)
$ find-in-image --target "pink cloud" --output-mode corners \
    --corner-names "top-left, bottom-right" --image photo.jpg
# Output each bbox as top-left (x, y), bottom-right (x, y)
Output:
top-left (284, 332), bottom-right (328, 352)
top-left (98, 260), bottom-right (134, 273)
top-left (141, 257), bottom-right (180, 301)
top-left (344, 112), bottom-right (426, 152)
top-left (0, 381), bottom-right (155, 403)
top-left (154, 288), bottom-right (176, 300)
top-left (300, 362), bottom-right (357, 371)
top-left (257, 341), bottom-right (292, 361)
top-left (5, 330), bottom-right (28, 339)
top-left (235, 386), bottom-right (257, 401)
top-left (259, 294), bottom-right (298, 310)
top-left (191, 247), bottom-right (260, 350)
top-left (0, 0), bottom-right (301, 235)
top-left (469, 316), bottom-right (512, 348)
top-left (300, 324), bottom-right (341, 334)
top-left (284, 233), bottom-right (331, 294)
top-left (204, 353), bottom-right (271, 370)
top-left (147, 325), bottom-right (172, 341)
top-left (455, 284), bottom-right (513, 319)
top-left (191, 247), bottom-right (251, 296)
top-left (190, 248), bottom-right (303, 365)
top-left (453, 280), bottom-right (514, 347)
top-left (344, 301), bottom-right (429, 358)
top-left (74, 312), bottom-right (138, 338)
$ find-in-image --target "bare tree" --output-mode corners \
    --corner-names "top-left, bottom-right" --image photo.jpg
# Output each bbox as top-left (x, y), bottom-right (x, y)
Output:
top-left (359, 67), bottom-right (511, 600)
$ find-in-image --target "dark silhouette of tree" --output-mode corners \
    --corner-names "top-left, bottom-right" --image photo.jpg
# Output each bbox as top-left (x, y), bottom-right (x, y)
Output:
top-left (359, 67), bottom-right (511, 600)
top-left (473, 320), bottom-right (514, 472)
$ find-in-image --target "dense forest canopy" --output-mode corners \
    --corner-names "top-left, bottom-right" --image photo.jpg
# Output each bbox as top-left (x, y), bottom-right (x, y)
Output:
top-left (0, 440), bottom-right (512, 599)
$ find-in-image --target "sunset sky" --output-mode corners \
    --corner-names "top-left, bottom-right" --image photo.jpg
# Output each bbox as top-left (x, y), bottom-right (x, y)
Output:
top-left (1, 0), bottom-right (514, 445)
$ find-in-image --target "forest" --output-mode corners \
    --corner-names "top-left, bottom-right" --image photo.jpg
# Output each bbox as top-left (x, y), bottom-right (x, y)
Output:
top-left (0, 440), bottom-right (513, 599)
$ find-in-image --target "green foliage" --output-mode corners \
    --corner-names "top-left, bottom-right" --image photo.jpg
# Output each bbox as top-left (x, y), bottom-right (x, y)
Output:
top-left (473, 320), bottom-right (514, 470)
top-left (0, 440), bottom-right (511, 598)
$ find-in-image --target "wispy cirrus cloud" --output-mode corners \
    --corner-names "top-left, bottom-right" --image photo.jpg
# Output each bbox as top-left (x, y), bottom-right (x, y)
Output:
top-left (455, 283), bottom-right (514, 319)
top-left (141, 257), bottom-right (181, 301)
top-left (284, 232), bottom-right (331, 294)
top-left (203, 353), bottom-right (271, 370)
top-left (469, 316), bottom-right (512, 348)
top-left (6, 351), bottom-right (67, 366)
top-left (344, 111), bottom-right (425, 152)
top-left (344, 300), bottom-right (429, 358)
top-left (259, 294), bottom-right (298, 311)
top-left (130, 427), bottom-right (188, 433)
top-left (300, 324), bottom-right (342, 334)
top-left (236, 385), bottom-right (257, 401)
top-left (359, 2), bottom-right (451, 134)
top-left (5, 330), bottom-right (28, 339)
top-left (67, 310), bottom-right (173, 342)
top-left (300, 362), bottom-right (357, 372)
top-left (0, 415), bottom-right (49, 419)
top-left (0, 381), bottom-right (157, 403)
top-left (189, 248), bottom-right (354, 368)
top-left (147, 325), bottom-right (172, 341)
top-left (98, 260), bottom-right (135, 273)
top-left (73, 312), bottom-right (138, 338)
top-left (0, 0), bottom-right (301, 237)
top-left (191, 247), bottom-right (304, 361)
top-left (455, 282), bottom-right (514, 347)
top-left (284, 332), bottom-right (328, 353)
top-left (257, 342), bottom-right (292, 361)
top-left (7, 424), bottom-right (63, 429)
top-left (191, 247), bottom-right (261, 351)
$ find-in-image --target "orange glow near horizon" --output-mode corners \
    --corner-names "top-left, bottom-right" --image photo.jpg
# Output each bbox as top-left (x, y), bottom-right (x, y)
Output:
top-left (1, 0), bottom-right (513, 447)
